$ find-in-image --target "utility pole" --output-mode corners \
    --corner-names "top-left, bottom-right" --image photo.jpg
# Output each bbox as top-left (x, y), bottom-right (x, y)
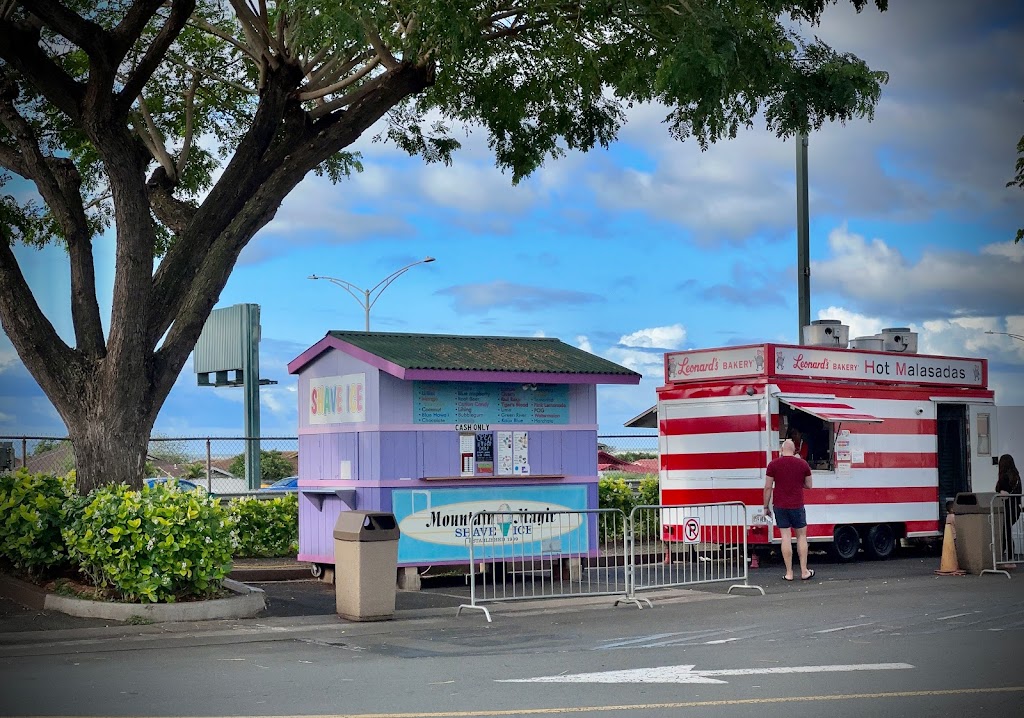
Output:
top-left (796, 134), bottom-right (811, 342)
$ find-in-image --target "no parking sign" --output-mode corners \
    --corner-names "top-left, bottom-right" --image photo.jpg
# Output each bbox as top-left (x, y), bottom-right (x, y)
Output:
top-left (682, 517), bottom-right (700, 543)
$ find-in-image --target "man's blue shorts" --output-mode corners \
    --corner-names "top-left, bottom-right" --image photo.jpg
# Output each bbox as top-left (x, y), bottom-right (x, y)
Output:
top-left (774, 507), bottom-right (807, 530)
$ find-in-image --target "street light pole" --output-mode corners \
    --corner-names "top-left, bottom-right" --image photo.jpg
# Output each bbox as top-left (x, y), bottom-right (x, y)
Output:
top-left (985, 330), bottom-right (1024, 343)
top-left (309, 256), bottom-right (436, 331)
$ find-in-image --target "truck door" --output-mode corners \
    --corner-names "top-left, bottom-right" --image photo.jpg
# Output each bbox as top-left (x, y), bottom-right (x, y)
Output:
top-left (968, 404), bottom-right (997, 492)
top-left (936, 404), bottom-right (969, 523)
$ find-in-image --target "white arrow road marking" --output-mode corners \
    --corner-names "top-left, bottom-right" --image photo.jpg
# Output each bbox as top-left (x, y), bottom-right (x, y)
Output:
top-left (497, 663), bottom-right (914, 684)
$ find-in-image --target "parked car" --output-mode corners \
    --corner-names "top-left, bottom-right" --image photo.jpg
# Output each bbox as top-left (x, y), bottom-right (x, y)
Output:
top-left (145, 477), bottom-right (204, 492)
top-left (258, 475), bottom-right (299, 492)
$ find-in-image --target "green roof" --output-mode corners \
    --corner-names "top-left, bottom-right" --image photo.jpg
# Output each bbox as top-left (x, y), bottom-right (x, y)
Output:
top-left (327, 331), bottom-right (640, 378)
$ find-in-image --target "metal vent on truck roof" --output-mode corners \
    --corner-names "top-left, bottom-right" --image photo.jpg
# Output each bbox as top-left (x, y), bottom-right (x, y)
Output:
top-left (801, 319), bottom-right (850, 348)
top-left (879, 327), bottom-right (918, 353)
top-left (849, 335), bottom-right (884, 351)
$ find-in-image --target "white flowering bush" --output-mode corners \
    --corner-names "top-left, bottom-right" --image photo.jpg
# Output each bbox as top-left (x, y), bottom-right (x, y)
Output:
top-left (0, 468), bottom-right (76, 575)
top-left (62, 481), bottom-right (234, 603)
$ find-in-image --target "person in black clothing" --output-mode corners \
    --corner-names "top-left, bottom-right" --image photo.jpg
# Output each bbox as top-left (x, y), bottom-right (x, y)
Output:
top-left (996, 454), bottom-right (1022, 564)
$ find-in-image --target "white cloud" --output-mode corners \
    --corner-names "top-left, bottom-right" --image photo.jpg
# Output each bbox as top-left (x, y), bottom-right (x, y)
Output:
top-left (590, 1), bottom-right (1023, 241)
top-left (916, 316), bottom-right (1024, 365)
top-left (619, 324), bottom-right (687, 350)
top-left (604, 346), bottom-right (665, 379)
top-left (0, 349), bottom-right (17, 374)
top-left (575, 335), bottom-right (593, 353)
top-left (982, 241), bottom-right (1024, 262)
top-left (813, 226), bottom-right (1024, 318)
top-left (437, 281), bottom-right (602, 313)
top-left (816, 306), bottom-right (886, 341)
top-left (419, 162), bottom-right (535, 213)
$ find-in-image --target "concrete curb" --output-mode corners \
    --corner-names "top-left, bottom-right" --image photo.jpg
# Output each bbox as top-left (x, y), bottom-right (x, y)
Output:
top-left (228, 566), bottom-right (312, 582)
top-left (1, 574), bottom-right (266, 622)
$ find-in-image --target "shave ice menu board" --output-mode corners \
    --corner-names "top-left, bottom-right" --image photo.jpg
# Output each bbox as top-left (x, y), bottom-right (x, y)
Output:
top-left (413, 382), bottom-right (569, 425)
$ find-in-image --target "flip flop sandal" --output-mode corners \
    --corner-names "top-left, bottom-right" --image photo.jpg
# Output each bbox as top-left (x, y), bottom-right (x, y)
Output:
top-left (801, 569), bottom-right (815, 580)
top-left (783, 575), bottom-right (794, 581)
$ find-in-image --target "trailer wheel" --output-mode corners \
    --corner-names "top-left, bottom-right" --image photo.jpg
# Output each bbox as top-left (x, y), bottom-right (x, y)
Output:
top-left (310, 563), bottom-right (325, 578)
top-left (864, 524), bottom-right (896, 560)
top-left (830, 525), bottom-right (860, 562)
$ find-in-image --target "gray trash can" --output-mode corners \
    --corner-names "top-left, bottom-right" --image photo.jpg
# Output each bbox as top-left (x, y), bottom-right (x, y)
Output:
top-left (951, 492), bottom-right (1004, 574)
top-left (333, 511), bottom-right (400, 621)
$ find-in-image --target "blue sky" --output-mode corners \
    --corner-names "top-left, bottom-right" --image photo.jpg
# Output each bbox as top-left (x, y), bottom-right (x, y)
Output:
top-left (2, 0), bottom-right (1023, 440)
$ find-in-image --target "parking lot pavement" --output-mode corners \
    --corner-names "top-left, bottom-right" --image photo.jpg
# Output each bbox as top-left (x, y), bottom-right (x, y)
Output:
top-left (0, 542), bottom-right (951, 638)
top-left (254, 574), bottom-right (471, 618)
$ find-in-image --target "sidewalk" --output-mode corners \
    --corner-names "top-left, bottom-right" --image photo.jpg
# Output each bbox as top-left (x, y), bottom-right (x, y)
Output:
top-left (0, 547), bottom-right (951, 641)
top-left (0, 554), bottom-right (729, 638)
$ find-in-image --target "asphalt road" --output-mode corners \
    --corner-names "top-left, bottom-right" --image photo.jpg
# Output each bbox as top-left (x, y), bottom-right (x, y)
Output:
top-left (1, 550), bottom-right (1023, 718)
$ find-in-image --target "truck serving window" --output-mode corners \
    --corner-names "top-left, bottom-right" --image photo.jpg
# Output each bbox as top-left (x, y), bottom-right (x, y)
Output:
top-left (776, 395), bottom-right (883, 471)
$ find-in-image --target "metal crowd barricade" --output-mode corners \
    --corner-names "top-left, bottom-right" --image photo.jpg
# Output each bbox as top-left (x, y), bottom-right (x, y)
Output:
top-left (982, 492), bottom-right (1023, 579)
top-left (624, 503), bottom-right (764, 603)
top-left (457, 503), bottom-right (764, 621)
top-left (457, 508), bottom-right (630, 622)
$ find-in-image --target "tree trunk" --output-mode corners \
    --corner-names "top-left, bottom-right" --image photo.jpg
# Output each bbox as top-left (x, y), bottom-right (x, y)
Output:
top-left (59, 360), bottom-right (159, 494)
top-left (70, 415), bottom-right (153, 494)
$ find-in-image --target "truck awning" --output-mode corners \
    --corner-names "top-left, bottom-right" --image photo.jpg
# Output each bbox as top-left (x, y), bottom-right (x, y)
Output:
top-left (777, 395), bottom-right (883, 423)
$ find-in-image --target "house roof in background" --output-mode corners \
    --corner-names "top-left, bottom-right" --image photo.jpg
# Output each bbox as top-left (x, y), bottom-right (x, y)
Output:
top-left (288, 331), bottom-right (642, 384)
top-left (624, 405), bottom-right (658, 428)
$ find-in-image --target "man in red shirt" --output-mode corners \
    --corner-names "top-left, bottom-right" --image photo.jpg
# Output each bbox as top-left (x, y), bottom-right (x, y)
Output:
top-left (764, 438), bottom-right (814, 581)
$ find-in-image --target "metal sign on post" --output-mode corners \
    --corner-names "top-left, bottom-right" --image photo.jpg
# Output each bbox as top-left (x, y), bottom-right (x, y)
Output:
top-left (193, 303), bottom-right (277, 490)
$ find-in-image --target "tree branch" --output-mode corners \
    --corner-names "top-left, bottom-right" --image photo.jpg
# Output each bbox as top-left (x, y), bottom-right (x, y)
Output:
top-left (166, 53), bottom-right (257, 95)
top-left (362, 18), bottom-right (399, 70)
top-left (0, 87), bottom-right (105, 356)
top-left (299, 56), bottom-right (380, 102)
top-left (482, 18), bottom-right (553, 41)
top-left (146, 165), bottom-right (198, 234)
top-left (147, 60), bottom-right (306, 343)
top-left (0, 139), bottom-right (27, 175)
top-left (306, 47), bottom-right (370, 92)
top-left (0, 18), bottom-right (84, 121)
top-left (20, 0), bottom-right (106, 55)
top-left (109, 0), bottom-right (171, 58)
top-left (136, 93), bottom-right (177, 179)
top-left (151, 61), bottom-right (434, 350)
top-left (0, 239), bottom-right (79, 402)
top-left (176, 73), bottom-right (200, 177)
top-left (187, 15), bottom-right (258, 61)
top-left (116, 0), bottom-right (196, 114)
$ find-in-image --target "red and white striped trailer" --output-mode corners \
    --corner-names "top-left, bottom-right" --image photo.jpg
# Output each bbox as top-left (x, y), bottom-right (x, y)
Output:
top-left (657, 342), bottom-right (996, 560)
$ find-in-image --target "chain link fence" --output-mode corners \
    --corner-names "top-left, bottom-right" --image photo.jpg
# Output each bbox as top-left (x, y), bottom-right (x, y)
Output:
top-left (1, 433), bottom-right (658, 493)
top-left (0, 435), bottom-right (298, 494)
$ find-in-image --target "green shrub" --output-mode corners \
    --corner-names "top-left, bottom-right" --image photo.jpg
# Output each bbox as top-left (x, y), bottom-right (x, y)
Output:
top-left (597, 476), bottom-right (634, 540)
top-left (634, 475), bottom-right (662, 538)
top-left (228, 450), bottom-right (294, 483)
top-left (228, 494), bottom-right (299, 558)
top-left (0, 468), bottom-right (76, 575)
top-left (637, 475), bottom-right (660, 506)
top-left (62, 480), bottom-right (234, 603)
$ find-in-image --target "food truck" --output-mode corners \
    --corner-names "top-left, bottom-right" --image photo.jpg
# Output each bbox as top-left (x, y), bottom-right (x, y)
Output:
top-left (287, 330), bottom-right (640, 583)
top-left (656, 323), bottom-right (997, 561)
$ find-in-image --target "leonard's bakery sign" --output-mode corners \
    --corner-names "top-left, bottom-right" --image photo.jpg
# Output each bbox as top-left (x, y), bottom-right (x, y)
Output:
top-left (666, 344), bottom-right (985, 388)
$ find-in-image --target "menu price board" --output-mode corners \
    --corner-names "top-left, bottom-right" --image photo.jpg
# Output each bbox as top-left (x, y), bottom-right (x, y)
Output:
top-left (413, 382), bottom-right (569, 424)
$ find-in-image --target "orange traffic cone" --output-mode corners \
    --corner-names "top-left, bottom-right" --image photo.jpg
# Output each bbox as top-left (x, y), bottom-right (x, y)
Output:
top-left (749, 552), bottom-right (760, 569)
top-left (934, 519), bottom-right (965, 576)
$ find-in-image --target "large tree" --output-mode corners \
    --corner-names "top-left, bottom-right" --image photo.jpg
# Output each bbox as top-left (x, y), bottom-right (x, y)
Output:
top-left (0, 0), bottom-right (889, 493)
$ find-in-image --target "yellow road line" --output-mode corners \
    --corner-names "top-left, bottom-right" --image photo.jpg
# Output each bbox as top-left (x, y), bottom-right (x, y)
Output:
top-left (12, 685), bottom-right (1024, 718)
